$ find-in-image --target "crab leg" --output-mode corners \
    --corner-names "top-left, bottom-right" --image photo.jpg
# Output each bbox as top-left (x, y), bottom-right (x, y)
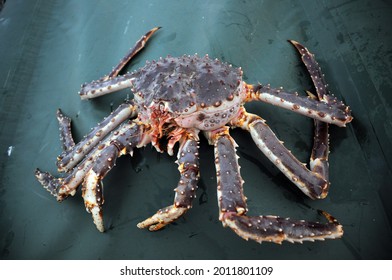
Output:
top-left (244, 40), bottom-right (352, 127)
top-left (241, 41), bottom-right (349, 192)
top-left (81, 122), bottom-right (143, 232)
top-left (289, 40), bottom-right (335, 180)
top-left (137, 135), bottom-right (200, 231)
top-left (105, 27), bottom-right (161, 80)
top-left (57, 101), bottom-right (137, 172)
top-left (82, 172), bottom-right (105, 231)
top-left (79, 73), bottom-right (137, 100)
top-left (232, 109), bottom-right (330, 199)
top-left (308, 92), bottom-right (330, 181)
top-left (56, 109), bottom-right (75, 152)
top-left (221, 211), bottom-right (343, 244)
top-left (36, 157), bottom-right (93, 201)
top-left (36, 121), bottom-right (144, 202)
top-left (79, 27), bottom-right (160, 100)
top-left (288, 40), bottom-right (330, 102)
top-left (245, 83), bottom-right (352, 127)
top-left (205, 127), bottom-right (247, 216)
top-left (207, 127), bottom-right (343, 244)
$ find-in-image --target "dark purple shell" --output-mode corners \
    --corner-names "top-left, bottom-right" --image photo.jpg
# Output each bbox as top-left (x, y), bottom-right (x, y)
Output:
top-left (131, 55), bottom-right (243, 113)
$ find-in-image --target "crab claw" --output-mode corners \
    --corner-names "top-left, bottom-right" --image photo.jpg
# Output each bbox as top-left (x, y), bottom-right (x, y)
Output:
top-left (137, 206), bottom-right (188, 231)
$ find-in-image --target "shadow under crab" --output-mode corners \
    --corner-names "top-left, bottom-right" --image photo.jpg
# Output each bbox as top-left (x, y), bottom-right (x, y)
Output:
top-left (35, 27), bottom-right (352, 244)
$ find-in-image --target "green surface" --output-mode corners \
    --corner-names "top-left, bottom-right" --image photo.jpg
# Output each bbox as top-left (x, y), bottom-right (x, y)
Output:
top-left (0, 0), bottom-right (391, 259)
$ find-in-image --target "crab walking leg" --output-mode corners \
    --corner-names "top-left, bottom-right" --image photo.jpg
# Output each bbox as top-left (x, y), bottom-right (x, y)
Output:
top-left (105, 27), bottom-right (161, 80)
top-left (81, 123), bottom-right (143, 232)
top-left (36, 156), bottom-right (95, 201)
top-left (289, 40), bottom-right (330, 101)
top-left (209, 128), bottom-right (343, 244)
top-left (232, 109), bottom-right (329, 199)
top-left (79, 27), bottom-right (161, 100)
top-left (57, 102), bottom-right (137, 172)
top-left (82, 172), bottom-right (105, 231)
top-left (287, 40), bottom-right (336, 180)
top-left (246, 40), bottom-right (352, 127)
top-left (36, 121), bottom-right (144, 201)
top-left (244, 83), bottom-right (352, 127)
top-left (308, 91), bottom-right (330, 181)
top-left (243, 40), bottom-right (345, 196)
top-left (221, 211), bottom-right (343, 244)
top-left (206, 127), bottom-right (248, 216)
top-left (137, 136), bottom-right (200, 231)
top-left (79, 74), bottom-right (137, 100)
top-left (56, 109), bottom-right (75, 152)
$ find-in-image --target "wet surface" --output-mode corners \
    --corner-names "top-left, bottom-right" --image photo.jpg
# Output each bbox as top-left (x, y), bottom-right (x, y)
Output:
top-left (0, 0), bottom-right (391, 259)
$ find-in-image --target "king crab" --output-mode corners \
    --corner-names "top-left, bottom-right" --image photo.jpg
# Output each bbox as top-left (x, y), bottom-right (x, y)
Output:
top-left (35, 27), bottom-right (352, 244)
